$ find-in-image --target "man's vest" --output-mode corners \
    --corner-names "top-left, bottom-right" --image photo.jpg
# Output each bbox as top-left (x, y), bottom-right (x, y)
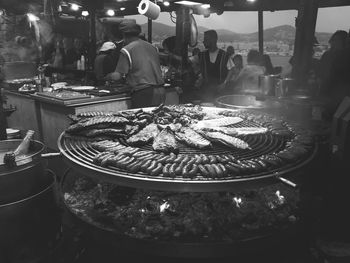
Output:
top-left (199, 49), bottom-right (229, 85)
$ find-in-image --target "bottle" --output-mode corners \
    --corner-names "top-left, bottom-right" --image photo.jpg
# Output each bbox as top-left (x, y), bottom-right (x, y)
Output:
top-left (3, 130), bottom-right (35, 166)
top-left (80, 55), bottom-right (85, 70)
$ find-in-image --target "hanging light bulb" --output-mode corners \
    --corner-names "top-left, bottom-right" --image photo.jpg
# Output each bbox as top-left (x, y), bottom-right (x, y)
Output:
top-left (106, 9), bottom-right (115, 16)
top-left (27, 13), bottom-right (40, 21)
top-left (70, 3), bottom-right (80, 11)
top-left (81, 10), bottom-right (89, 16)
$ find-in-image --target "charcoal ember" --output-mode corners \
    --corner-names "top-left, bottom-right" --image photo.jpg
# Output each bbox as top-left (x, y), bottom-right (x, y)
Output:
top-left (108, 186), bottom-right (136, 206)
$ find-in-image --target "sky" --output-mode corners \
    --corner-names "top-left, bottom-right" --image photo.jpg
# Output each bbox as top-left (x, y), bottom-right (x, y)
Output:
top-left (130, 6), bottom-right (350, 33)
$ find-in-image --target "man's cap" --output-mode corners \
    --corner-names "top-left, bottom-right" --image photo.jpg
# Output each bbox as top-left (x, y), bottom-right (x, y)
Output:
top-left (119, 19), bottom-right (141, 34)
top-left (99, 41), bottom-right (116, 52)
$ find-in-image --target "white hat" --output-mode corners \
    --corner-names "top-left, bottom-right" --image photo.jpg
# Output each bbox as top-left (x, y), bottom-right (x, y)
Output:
top-left (99, 41), bottom-right (116, 52)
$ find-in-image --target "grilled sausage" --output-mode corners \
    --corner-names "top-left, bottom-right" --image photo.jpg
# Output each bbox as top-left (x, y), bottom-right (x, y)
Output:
top-left (100, 153), bottom-right (115, 167)
top-left (162, 163), bottom-right (172, 177)
top-left (127, 160), bottom-right (143, 173)
top-left (187, 164), bottom-right (198, 178)
top-left (150, 163), bottom-right (163, 176)
top-left (217, 163), bottom-right (228, 176)
top-left (212, 164), bottom-right (223, 178)
top-left (225, 163), bottom-right (240, 176)
top-left (175, 161), bottom-right (186, 175)
top-left (200, 154), bottom-right (210, 164)
top-left (204, 164), bottom-right (217, 178)
top-left (145, 160), bottom-right (158, 173)
top-left (174, 155), bottom-right (185, 163)
top-left (158, 155), bottom-right (171, 164)
top-left (166, 153), bottom-right (177, 163)
top-left (140, 159), bottom-right (152, 172)
top-left (169, 163), bottom-right (177, 177)
top-left (181, 164), bottom-right (191, 178)
top-left (198, 164), bottom-right (210, 178)
top-left (208, 155), bottom-right (217, 164)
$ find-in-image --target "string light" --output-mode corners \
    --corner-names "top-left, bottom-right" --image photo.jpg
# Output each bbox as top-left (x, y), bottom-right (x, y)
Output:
top-left (163, 1), bottom-right (170, 6)
top-left (81, 10), bottom-right (89, 16)
top-left (120, 7), bottom-right (126, 11)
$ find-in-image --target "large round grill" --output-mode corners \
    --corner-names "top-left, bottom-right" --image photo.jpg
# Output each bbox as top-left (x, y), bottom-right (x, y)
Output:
top-left (58, 107), bottom-right (317, 192)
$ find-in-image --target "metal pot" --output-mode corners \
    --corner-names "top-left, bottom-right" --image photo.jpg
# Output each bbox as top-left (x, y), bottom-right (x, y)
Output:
top-left (276, 78), bottom-right (295, 98)
top-left (0, 171), bottom-right (61, 261)
top-left (0, 139), bottom-right (61, 204)
top-left (258, 75), bottom-right (279, 96)
top-left (216, 94), bottom-right (282, 111)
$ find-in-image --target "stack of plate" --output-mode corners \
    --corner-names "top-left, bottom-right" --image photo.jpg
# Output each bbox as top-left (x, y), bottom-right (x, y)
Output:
top-left (6, 128), bottom-right (21, 139)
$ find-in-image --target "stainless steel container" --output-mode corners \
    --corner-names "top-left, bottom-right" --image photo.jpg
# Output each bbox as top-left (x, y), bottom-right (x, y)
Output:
top-left (0, 140), bottom-right (47, 204)
top-left (276, 78), bottom-right (295, 98)
top-left (258, 75), bottom-right (279, 96)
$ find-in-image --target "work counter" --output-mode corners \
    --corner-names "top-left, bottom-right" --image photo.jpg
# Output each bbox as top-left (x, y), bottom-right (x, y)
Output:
top-left (3, 86), bottom-right (180, 150)
top-left (3, 90), bottom-right (131, 150)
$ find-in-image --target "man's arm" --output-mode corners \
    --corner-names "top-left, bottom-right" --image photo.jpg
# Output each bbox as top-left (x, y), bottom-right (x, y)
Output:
top-left (104, 51), bottom-right (129, 81)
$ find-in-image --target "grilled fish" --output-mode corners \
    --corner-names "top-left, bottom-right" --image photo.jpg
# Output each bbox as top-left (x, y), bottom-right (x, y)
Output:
top-left (90, 140), bottom-right (123, 152)
top-left (66, 116), bottom-right (129, 133)
top-left (126, 123), bottom-right (159, 146)
top-left (77, 111), bottom-right (114, 118)
top-left (83, 128), bottom-right (125, 138)
top-left (152, 126), bottom-right (179, 154)
top-left (175, 128), bottom-right (212, 149)
top-left (192, 117), bottom-right (243, 129)
top-left (198, 131), bottom-right (251, 150)
top-left (200, 127), bottom-right (268, 136)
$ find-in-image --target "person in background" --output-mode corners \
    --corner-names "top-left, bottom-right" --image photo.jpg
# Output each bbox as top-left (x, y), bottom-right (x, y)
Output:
top-left (231, 49), bottom-right (265, 95)
top-left (196, 30), bottom-right (234, 102)
top-left (221, 54), bottom-right (244, 93)
top-left (226, 45), bottom-right (235, 70)
top-left (62, 37), bottom-right (80, 69)
top-left (261, 54), bottom-right (275, 75)
top-left (94, 41), bottom-right (117, 85)
top-left (317, 30), bottom-right (348, 96)
top-left (281, 56), bottom-right (294, 78)
top-left (323, 30), bottom-right (350, 116)
top-left (105, 20), bottom-right (164, 108)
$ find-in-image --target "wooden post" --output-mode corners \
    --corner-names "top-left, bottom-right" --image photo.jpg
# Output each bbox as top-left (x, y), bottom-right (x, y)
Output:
top-left (292, 0), bottom-right (319, 87)
top-left (147, 18), bottom-right (152, 43)
top-left (0, 92), bottom-right (7, 140)
top-left (88, 7), bottom-right (96, 70)
top-left (258, 10), bottom-right (264, 55)
top-left (175, 6), bottom-right (190, 69)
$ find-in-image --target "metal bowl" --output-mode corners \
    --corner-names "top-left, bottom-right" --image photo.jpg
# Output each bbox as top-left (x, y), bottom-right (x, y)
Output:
top-left (215, 94), bottom-right (283, 111)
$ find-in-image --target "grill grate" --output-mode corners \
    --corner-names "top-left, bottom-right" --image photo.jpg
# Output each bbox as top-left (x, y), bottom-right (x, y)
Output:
top-left (58, 113), bottom-right (316, 192)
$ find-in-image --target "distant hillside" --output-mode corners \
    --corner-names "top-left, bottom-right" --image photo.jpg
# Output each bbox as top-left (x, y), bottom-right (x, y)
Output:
top-left (140, 22), bottom-right (332, 44)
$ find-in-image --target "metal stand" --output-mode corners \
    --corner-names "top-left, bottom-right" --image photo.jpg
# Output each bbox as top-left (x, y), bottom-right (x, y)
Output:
top-left (0, 88), bottom-right (8, 140)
